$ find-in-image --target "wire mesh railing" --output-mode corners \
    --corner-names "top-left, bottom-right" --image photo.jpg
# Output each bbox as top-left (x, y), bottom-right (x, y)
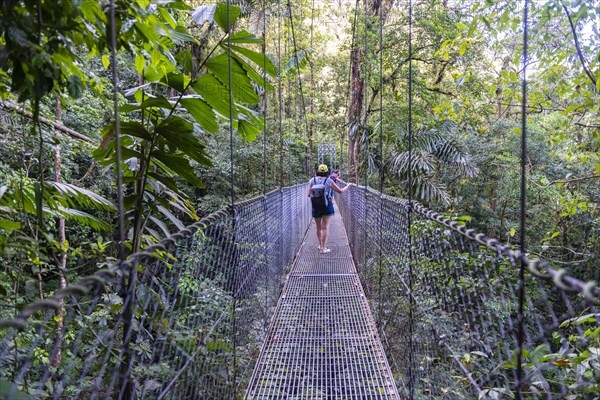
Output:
top-left (0, 184), bottom-right (310, 400)
top-left (336, 184), bottom-right (600, 399)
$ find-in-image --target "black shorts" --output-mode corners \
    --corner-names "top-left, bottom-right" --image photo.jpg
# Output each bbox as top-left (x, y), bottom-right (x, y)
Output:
top-left (312, 202), bottom-right (334, 218)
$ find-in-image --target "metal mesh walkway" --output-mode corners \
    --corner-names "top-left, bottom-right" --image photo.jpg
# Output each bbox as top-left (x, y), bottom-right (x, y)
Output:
top-left (245, 205), bottom-right (400, 399)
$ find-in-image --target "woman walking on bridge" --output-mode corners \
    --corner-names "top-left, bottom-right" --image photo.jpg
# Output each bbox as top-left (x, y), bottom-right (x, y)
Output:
top-left (308, 164), bottom-right (352, 253)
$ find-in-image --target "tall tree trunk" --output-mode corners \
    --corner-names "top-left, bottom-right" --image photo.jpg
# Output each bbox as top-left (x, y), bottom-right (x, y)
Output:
top-left (346, 0), bottom-right (394, 183)
top-left (348, 43), bottom-right (364, 183)
top-left (52, 96), bottom-right (67, 368)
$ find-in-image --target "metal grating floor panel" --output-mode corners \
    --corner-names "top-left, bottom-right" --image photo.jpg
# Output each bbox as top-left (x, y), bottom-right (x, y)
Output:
top-left (291, 256), bottom-right (355, 275)
top-left (283, 275), bottom-right (363, 297)
top-left (271, 296), bottom-right (375, 339)
top-left (245, 204), bottom-right (400, 399)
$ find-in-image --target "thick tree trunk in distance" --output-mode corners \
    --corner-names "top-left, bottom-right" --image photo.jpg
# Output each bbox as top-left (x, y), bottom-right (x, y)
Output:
top-left (52, 96), bottom-right (67, 368)
top-left (346, 0), bottom-right (394, 184)
top-left (348, 44), bottom-right (364, 184)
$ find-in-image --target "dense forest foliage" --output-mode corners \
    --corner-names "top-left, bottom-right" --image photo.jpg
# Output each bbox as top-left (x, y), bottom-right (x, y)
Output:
top-left (0, 0), bottom-right (598, 397)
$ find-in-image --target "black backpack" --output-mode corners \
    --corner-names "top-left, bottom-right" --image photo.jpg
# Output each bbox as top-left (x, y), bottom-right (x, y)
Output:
top-left (310, 177), bottom-right (331, 211)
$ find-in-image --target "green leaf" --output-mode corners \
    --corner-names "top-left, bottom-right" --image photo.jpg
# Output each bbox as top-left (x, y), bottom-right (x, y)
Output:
top-left (284, 49), bottom-right (310, 75)
top-left (56, 207), bottom-right (111, 232)
top-left (231, 54), bottom-right (274, 90)
top-left (237, 118), bottom-right (261, 143)
top-left (121, 96), bottom-right (173, 112)
top-left (0, 218), bottom-right (21, 233)
top-left (205, 53), bottom-right (258, 104)
top-left (230, 45), bottom-right (276, 77)
top-left (148, 215), bottom-right (171, 238)
top-left (159, 7), bottom-right (177, 28)
top-left (135, 53), bottom-right (146, 75)
top-left (155, 116), bottom-right (213, 166)
top-left (205, 339), bottom-right (230, 351)
top-left (560, 313), bottom-right (599, 328)
top-left (161, 71), bottom-right (191, 92)
top-left (193, 74), bottom-right (231, 116)
top-left (44, 181), bottom-right (115, 211)
top-left (134, 21), bottom-right (159, 42)
top-left (80, 0), bottom-right (105, 23)
top-left (231, 53), bottom-right (274, 90)
top-left (121, 121), bottom-right (153, 141)
top-left (175, 50), bottom-right (194, 74)
top-left (102, 55), bottom-right (110, 69)
top-left (0, 380), bottom-right (31, 400)
top-left (151, 150), bottom-right (205, 188)
top-left (229, 30), bottom-right (264, 44)
top-left (180, 98), bottom-right (219, 133)
top-left (156, 205), bottom-right (185, 230)
top-left (67, 75), bottom-right (83, 99)
top-left (456, 22), bottom-right (467, 30)
top-left (147, 171), bottom-right (183, 194)
top-left (214, 3), bottom-right (241, 33)
top-left (167, 25), bottom-right (196, 44)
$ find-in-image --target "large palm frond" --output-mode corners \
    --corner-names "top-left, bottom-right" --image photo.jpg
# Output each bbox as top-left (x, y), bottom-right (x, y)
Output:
top-left (392, 121), bottom-right (478, 204)
top-left (0, 178), bottom-right (114, 232)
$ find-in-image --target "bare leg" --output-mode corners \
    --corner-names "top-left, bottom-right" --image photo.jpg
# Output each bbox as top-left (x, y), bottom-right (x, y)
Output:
top-left (321, 215), bottom-right (331, 250)
top-left (314, 217), bottom-right (323, 248)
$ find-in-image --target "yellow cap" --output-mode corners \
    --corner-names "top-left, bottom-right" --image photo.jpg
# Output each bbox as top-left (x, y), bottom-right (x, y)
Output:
top-left (317, 164), bottom-right (328, 173)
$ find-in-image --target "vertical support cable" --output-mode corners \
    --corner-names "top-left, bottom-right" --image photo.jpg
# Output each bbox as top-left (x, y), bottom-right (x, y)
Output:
top-left (109, 1), bottom-right (133, 398)
top-left (277, 0), bottom-right (285, 270)
top-left (286, 1), bottom-right (312, 177)
top-left (516, 0), bottom-right (529, 398)
top-left (261, 0), bottom-right (269, 335)
top-left (345, 0), bottom-right (360, 179)
top-left (377, 0), bottom-right (384, 331)
top-left (362, 0), bottom-right (369, 276)
top-left (109, 0), bottom-right (125, 263)
top-left (262, 2), bottom-right (268, 197)
top-left (226, 0), bottom-right (237, 395)
top-left (277, 0), bottom-right (284, 189)
top-left (407, 0), bottom-right (414, 398)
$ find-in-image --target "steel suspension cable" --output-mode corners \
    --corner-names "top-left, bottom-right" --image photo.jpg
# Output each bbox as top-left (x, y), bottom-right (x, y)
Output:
top-left (226, 0), bottom-right (237, 395)
top-left (377, 0), bottom-right (384, 330)
top-left (362, 0), bottom-right (369, 281)
top-left (286, 0), bottom-right (313, 176)
top-left (278, 0), bottom-right (284, 190)
top-left (108, 0), bottom-right (125, 263)
top-left (260, 0), bottom-right (271, 338)
top-left (516, 0), bottom-right (529, 397)
top-left (407, 0), bottom-right (414, 398)
top-left (262, 1), bottom-right (268, 197)
top-left (108, 1), bottom-right (134, 397)
top-left (344, 0), bottom-right (360, 179)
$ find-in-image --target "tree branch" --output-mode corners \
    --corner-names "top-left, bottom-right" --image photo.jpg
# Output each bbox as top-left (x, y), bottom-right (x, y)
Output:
top-left (574, 122), bottom-right (600, 129)
top-left (423, 86), bottom-right (456, 97)
top-left (1, 101), bottom-right (94, 143)
top-left (536, 173), bottom-right (600, 194)
top-left (561, 1), bottom-right (597, 87)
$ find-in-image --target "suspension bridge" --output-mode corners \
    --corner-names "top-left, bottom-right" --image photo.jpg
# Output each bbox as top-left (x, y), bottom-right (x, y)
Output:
top-left (0, 182), bottom-right (598, 399)
top-left (1, 0), bottom-right (599, 398)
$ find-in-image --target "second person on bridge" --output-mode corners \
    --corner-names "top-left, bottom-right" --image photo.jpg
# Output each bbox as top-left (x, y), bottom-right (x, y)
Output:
top-left (308, 164), bottom-right (352, 254)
